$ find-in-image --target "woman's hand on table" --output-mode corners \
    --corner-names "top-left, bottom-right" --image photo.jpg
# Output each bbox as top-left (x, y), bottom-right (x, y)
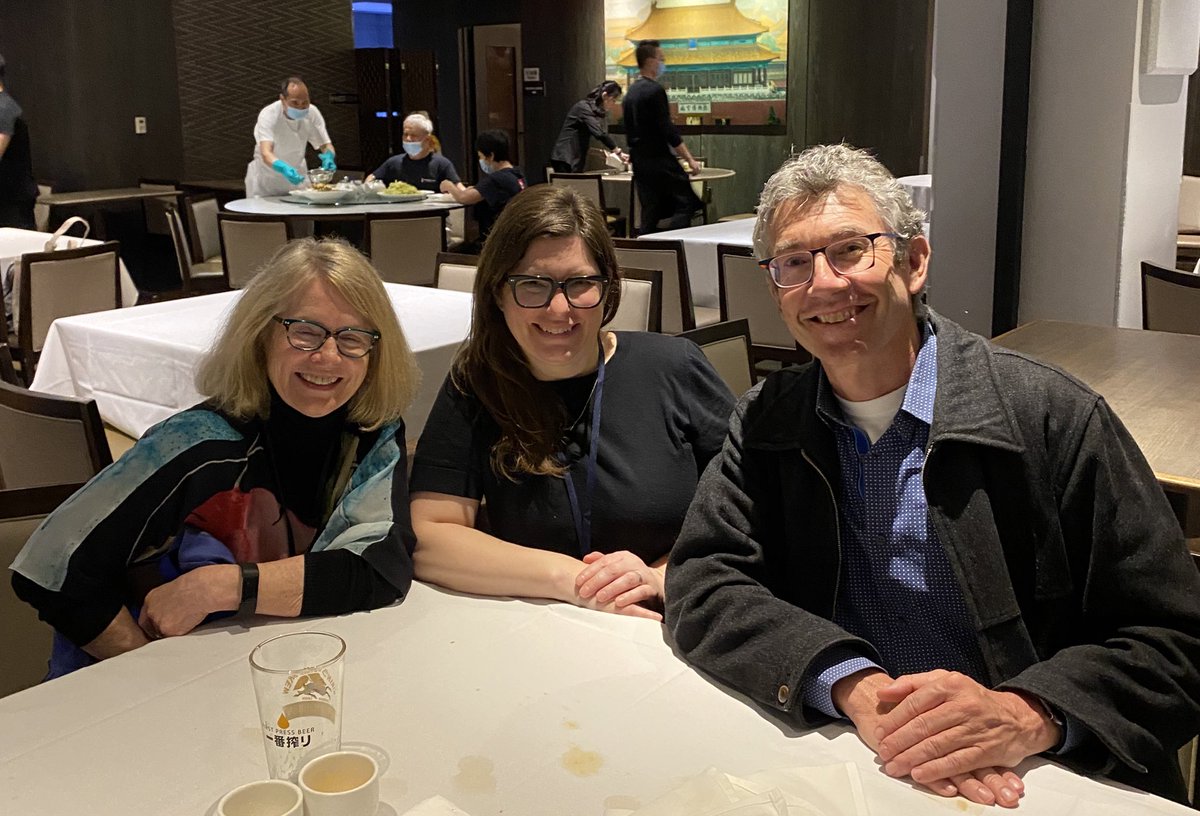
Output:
top-left (574, 550), bottom-right (664, 620)
top-left (138, 563), bottom-right (240, 638)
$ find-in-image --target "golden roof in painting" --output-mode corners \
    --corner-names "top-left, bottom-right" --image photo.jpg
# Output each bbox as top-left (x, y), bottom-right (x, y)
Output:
top-left (626, 1), bottom-right (769, 41)
top-left (617, 42), bottom-right (779, 68)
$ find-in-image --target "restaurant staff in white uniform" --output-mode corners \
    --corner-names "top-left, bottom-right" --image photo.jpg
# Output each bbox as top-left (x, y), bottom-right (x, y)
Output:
top-left (244, 76), bottom-right (337, 198)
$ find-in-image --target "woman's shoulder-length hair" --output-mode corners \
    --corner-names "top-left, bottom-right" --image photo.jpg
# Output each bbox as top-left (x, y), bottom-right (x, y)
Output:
top-left (194, 237), bottom-right (420, 430)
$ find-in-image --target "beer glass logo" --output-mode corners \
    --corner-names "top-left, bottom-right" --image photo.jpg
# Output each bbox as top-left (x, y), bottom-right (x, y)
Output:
top-left (272, 670), bottom-right (338, 731)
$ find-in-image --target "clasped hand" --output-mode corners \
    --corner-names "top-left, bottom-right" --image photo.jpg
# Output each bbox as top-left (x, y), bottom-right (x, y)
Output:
top-left (572, 550), bottom-right (664, 621)
top-left (840, 669), bottom-right (1059, 808)
top-left (138, 564), bottom-right (236, 639)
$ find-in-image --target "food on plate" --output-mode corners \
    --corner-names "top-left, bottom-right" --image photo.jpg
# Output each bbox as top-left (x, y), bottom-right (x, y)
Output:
top-left (384, 181), bottom-right (420, 195)
top-left (310, 182), bottom-right (335, 191)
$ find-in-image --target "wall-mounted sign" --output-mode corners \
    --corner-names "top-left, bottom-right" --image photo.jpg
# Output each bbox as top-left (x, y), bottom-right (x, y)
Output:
top-left (524, 81), bottom-right (546, 96)
top-left (678, 101), bottom-right (711, 114)
top-left (523, 67), bottom-right (541, 82)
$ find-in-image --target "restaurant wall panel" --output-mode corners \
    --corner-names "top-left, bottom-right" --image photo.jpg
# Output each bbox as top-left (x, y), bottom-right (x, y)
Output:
top-left (172, 0), bottom-right (361, 180)
top-left (0, 0), bottom-right (184, 191)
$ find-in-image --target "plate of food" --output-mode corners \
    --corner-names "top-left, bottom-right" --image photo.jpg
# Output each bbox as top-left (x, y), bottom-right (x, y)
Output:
top-left (374, 181), bottom-right (428, 202)
top-left (289, 184), bottom-right (351, 204)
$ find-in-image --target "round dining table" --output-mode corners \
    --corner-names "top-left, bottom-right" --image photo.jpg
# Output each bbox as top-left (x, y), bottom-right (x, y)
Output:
top-left (224, 194), bottom-right (464, 222)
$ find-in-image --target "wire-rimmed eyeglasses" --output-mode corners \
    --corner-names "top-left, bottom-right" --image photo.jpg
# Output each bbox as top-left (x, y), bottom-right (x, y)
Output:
top-left (505, 275), bottom-right (609, 309)
top-left (758, 232), bottom-right (900, 289)
top-left (273, 316), bottom-right (380, 358)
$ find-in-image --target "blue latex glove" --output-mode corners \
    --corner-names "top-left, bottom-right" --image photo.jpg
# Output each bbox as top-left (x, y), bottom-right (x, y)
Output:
top-left (271, 158), bottom-right (304, 185)
top-left (319, 150), bottom-right (337, 171)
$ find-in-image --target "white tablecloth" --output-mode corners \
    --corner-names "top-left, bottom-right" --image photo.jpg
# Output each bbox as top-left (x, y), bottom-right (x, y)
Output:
top-left (645, 219), bottom-right (755, 309)
top-left (897, 174), bottom-right (933, 221)
top-left (225, 195), bottom-right (464, 217)
top-left (0, 227), bottom-right (140, 326)
top-left (29, 283), bottom-right (471, 440)
top-left (0, 582), bottom-right (1188, 816)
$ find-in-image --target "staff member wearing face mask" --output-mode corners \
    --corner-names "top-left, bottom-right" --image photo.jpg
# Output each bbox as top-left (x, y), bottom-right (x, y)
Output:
top-left (622, 40), bottom-right (701, 235)
top-left (244, 76), bottom-right (337, 198)
top-left (440, 129), bottom-right (525, 250)
top-left (366, 112), bottom-right (460, 192)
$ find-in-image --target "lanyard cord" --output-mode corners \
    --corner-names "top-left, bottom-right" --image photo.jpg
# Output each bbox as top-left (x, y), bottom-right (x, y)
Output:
top-left (561, 342), bottom-right (606, 557)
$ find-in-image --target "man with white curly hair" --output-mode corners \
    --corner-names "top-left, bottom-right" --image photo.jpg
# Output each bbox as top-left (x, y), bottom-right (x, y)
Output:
top-left (665, 143), bottom-right (1200, 807)
top-left (367, 111), bottom-right (460, 192)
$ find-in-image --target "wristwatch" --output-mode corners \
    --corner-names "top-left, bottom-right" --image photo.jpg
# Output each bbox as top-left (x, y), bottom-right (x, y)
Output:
top-left (238, 563), bottom-right (260, 617)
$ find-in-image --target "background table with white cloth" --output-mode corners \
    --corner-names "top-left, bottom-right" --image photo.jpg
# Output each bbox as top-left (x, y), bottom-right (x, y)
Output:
top-left (0, 582), bottom-right (1188, 816)
top-left (644, 219), bottom-right (755, 309)
top-left (29, 283), bottom-right (472, 441)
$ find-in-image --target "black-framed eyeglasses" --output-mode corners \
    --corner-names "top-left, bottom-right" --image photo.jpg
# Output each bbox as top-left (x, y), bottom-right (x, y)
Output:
top-left (273, 316), bottom-right (380, 358)
top-left (504, 275), bottom-right (609, 309)
top-left (758, 232), bottom-right (901, 289)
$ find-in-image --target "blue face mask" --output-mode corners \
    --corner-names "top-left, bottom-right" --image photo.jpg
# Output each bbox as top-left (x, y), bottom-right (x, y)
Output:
top-left (284, 105), bottom-right (309, 121)
top-left (655, 60), bottom-right (667, 79)
top-left (478, 158), bottom-right (491, 174)
top-left (402, 141), bottom-right (423, 157)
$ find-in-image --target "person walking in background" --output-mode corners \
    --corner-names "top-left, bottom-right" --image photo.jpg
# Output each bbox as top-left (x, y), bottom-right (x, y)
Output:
top-left (550, 80), bottom-right (628, 174)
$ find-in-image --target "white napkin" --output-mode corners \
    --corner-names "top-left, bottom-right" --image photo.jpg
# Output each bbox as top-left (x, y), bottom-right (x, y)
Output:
top-left (398, 795), bottom-right (474, 816)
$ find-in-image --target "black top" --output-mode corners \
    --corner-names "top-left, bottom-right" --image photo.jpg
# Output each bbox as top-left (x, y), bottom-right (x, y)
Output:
top-left (474, 166), bottom-right (526, 241)
top-left (411, 331), bottom-right (735, 563)
top-left (622, 76), bottom-right (681, 161)
top-left (371, 152), bottom-right (460, 192)
top-left (0, 90), bottom-right (38, 210)
top-left (550, 98), bottom-right (617, 173)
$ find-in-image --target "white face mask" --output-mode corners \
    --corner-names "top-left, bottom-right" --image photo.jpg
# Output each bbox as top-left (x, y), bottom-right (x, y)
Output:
top-left (402, 141), bottom-right (423, 157)
top-left (284, 106), bottom-right (309, 121)
top-left (478, 158), bottom-right (491, 175)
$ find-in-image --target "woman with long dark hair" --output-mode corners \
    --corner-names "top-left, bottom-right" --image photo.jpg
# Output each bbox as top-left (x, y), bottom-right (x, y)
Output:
top-left (549, 80), bottom-right (629, 174)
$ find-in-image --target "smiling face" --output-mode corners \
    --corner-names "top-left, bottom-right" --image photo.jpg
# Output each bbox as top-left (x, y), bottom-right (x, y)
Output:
top-left (266, 277), bottom-right (372, 417)
top-left (499, 234), bottom-right (606, 381)
top-left (768, 185), bottom-right (929, 398)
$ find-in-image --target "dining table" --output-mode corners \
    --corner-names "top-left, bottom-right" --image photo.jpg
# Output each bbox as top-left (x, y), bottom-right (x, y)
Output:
top-left (28, 283), bottom-right (472, 441)
top-left (0, 579), bottom-right (1190, 816)
top-left (225, 193), bottom-right (464, 223)
top-left (645, 218), bottom-right (755, 309)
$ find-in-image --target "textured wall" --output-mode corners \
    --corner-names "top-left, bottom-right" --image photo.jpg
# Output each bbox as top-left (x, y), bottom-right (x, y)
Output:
top-left (172, 0), bottom-right (361, 180)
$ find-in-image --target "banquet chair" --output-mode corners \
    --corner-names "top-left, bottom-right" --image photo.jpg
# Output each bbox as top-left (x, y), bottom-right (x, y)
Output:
top-left (184, 194), bottom-right (224, 268)
top-left (549, 173), bottom-right (627, 237)
top-left (1177, 176), bottom-right (1200, 269)
top-left (13, 241), bottom-right (121, 384)
top-left (718, 244), bottom-right (811, 366)
top-left (0, 380), bottom-right (112, 490)
top-left (365, 211), bottom-right (447, 286)
top-left (218, 213), bottom-right (292, 289)
top-left (607, 267), bottom-right (662, 333)
top-left (613, 238), bottom-right (717, 334)
top-left (34, 181), bottom-right (53, 232)
top-left (1141, 261), bottom-right (1200, 335)
top-left (0, 343), bottom-right (20, 386)
top-left (446, 208), bottom-right (466, 250)
top-left (166, 206), bottom-right (227, 294)
top-left (688, 156), bottom-right (711, 225)
top-left (138, 178), bottom-right (181, 237)
top-left (434, 252), bottom-right (479, 293)
top-left (677, 318), bottom-right (755, 397)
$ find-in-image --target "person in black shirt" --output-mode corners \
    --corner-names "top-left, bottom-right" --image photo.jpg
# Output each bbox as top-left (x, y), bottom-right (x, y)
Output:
top-left (440, 129), bottom-right (526, 249)
top-left (622, 39), bottom-right (702, 235)
top-left (0, 53), bottom-right (38, 229)
top-left (366, 112), bottom-right (460, 192)
top-left (550, 80), bottom-right (628, 174)
top-left (410, 185), bottom-right (733, 621)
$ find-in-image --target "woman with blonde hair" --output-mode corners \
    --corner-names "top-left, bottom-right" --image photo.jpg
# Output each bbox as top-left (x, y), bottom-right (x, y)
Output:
top-left (12, 238), bottom-right (421, 677)
top-left (410, 185), bottom-right (733, 620)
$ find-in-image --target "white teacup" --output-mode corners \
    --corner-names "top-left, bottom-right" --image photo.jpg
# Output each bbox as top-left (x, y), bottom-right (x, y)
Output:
top-left (217, 779), bottom-right (303, 816)
top-left (299, 750), bottom-right (380, 816)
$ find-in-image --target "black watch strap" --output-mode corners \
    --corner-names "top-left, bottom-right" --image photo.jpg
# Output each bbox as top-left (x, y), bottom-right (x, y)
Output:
top-left (238, 563), bottom-right (260, 617)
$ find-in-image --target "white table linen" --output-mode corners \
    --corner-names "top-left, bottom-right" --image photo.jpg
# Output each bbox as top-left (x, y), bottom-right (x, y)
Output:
top-left (644, 219), bottom-right (755, 309)
top-left (29, 283), bottom-right (471, 440)
top-left (0, 582), bottom-right (1188, 816)
top-left (225, 195), bottom-right (463, 217)
top-left (897, 174), bottom-right (933, 221)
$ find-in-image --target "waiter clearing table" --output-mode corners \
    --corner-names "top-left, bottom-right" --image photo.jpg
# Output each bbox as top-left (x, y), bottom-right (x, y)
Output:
top-left (244, 75), bottom-right (337, 198)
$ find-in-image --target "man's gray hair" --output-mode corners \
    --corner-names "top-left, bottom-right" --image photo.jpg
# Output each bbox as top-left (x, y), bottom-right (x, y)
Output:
top-left (403, 112), bottom-right (434, 136)
top-left (752, 143), bottom-right (925, 257)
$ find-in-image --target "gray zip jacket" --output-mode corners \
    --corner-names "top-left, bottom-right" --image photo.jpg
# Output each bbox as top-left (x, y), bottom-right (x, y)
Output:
top-left (666, 311), bottom-right (1200, 802)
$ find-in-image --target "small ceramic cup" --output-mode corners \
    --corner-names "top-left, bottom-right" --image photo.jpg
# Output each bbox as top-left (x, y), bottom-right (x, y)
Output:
top-left (299, 750), bottom-right (380, 816)
top-left (217, 779), bottom-right (303, 816)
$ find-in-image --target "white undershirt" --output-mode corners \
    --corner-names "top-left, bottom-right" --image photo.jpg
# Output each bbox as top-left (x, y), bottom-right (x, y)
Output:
top-left (836, 383), bottom-right (907, 444)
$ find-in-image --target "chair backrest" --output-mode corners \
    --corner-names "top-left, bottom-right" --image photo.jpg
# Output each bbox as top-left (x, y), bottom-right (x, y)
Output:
top-left (34, 181), bottom-right (52, 232)
top-left (1141, 261), bottom-right (1200, 334)
top-left (185, 194), bottom-right (222, 262)
top-left (1180, 176), bottom-right (1200, 231)
top-left (718, 244), bottom-right (798, 350)
top-left (18, 241), bottom-right (121, 354)
top-left (218, 213), bottom-right (291, 289)
top-left (446, 207), bottom-right (466, 248)
top-left (678, 318), bottom-right (755, 396)
top-left (607, 267), bottom-right (662, 333)
top-left (613, 238), bottom-right (695, 333)
top-left (365, 211), bottom-right (448, 286)
top-left (434, 251), bottom-right (479, 293)
top-left (0, 380), bottom-right (112, 490)
top-left (165, 205), bottom-right (197, 290)
top-left (548, 173), bottom-right (608, 211)
top-left (139, 179), bottom-right (180, 236)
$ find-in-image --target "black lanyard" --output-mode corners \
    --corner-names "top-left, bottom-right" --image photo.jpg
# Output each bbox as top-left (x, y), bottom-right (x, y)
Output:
top-left (562, 347), bottom-right (606, 557)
